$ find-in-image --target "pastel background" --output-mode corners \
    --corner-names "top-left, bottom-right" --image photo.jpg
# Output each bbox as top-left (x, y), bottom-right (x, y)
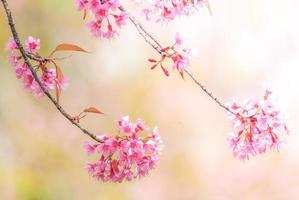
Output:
top-left (0, 0), bottom-right (299, 199)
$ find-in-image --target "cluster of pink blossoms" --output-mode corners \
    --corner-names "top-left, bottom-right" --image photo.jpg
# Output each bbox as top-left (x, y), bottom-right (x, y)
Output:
top-left (7, 37), bottom-right (67, 96)
top-left (141, 0), bottom-right (208, 22)
top-left (227, 90), bottom-right (289, 160)
top-left (149, 33), bottom-right (193, 78)
top-left (85, 116), bottom-right (162, 182)
top-left (75, 0), bottom-right (128, 39)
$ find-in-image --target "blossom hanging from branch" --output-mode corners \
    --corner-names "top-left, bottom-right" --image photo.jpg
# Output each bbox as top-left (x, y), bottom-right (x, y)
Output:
top-left (140, 0), bottom-right (211, 22)
top-left (7, 37), bottom-right (87, 102)
top-left (7, 37), bottom-right (67, 98)
top-left (1, 0), bottom-right (291, 187)
top-left (148, 33), bottom-right (194, 78)
top-left (76, 0), bottom-right (128, 39)
top-left (115, 5), bottom-right (289, 160)
top-left (227, 90), bottom-right (289, 160)
top-left (85, 116), bottom-right (162, 182)
top-left (2, 0), bottom-right (164, 184)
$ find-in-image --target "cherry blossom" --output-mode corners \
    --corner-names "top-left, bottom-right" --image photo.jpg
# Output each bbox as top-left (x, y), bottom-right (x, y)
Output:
top-left (7, 37), bottom-right (68, 96)
top-left (227, 90), bottom-right (289, 160)
top-left (175, 32), bottom-right (184, 46)
top-left (148, 32), bottom-right (193, 78)
top-left (140, 0), bottom-right (209, 22)
top-left (25, 36), bottom-right (40, 53)
top-left (7, 38), bottom-right (18, 52)
top-left (75, 0), bottom-right (89, 11)
top-left (85, 116), bottom-right (162, 182)
top-left (75, 0), bottom-right (128, 39)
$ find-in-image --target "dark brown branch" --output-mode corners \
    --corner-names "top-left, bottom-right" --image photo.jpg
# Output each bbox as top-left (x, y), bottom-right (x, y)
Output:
top-left (1, 0), bottom-right (102, 143)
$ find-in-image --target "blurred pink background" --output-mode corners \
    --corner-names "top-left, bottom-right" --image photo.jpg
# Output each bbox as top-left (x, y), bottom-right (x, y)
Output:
top-left (1, 0), bottom-right (299, 199)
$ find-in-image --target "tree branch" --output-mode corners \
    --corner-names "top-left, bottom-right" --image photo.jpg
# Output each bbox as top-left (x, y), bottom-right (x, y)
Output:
top-left (121, 6), bottom-right (233, 113)
top-left (2, 0), bottom-right (233, 141)
top-left (1, 0), bottom-right (102, 143)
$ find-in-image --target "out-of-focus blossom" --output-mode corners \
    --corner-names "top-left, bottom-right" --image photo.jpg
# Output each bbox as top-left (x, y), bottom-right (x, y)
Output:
top-left (175, 32), bottom-right (184, 46)
top-left (140, 0), bottom-right (208, 22)
top-left (75, 0), bottom-right (89, 11)
top-left (85, 116), bottom-right (162, 183)
top-left (227, 90), bottom-right (289, 160)
top-left (114, 12), bottom-right (128, 27)
top-left (7, 38), bottom-right (18, 52)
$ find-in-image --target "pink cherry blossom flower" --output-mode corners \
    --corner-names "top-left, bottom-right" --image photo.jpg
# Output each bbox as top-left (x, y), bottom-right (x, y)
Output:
top-left (114, 12), bottom-right (128, 28)
top-left (107, 0), bottom-right (120, 10)
top-left (118, 115), bottom-right (134, 134)
top-left (75, 0), bottom-right (89, 11)
top-left (87, 20), bottom-right (102, 37)
top-left (14, 63), bottom-right (28, 79)
top-left (175, 32), bottom-right (184, 46)
top-left (140, 0), bottom-right (208, 22)
top-left (134, 118), bottom-right (147, 132)
top-left (41, 69), bottom-right (56, 90)
top-left (8, 55), bottom-right (20, 65)
top-left (102, 24), bottom-right (118, 39)
top-left (22, 72), bottom-right (44, 96)
top-left (227, 90), bottom-right (289, 160)
top-left (7, 37), bottom-right (68, 97)
top-left (93, 4), bottom-right (109, 20)
top-left (148, 33), bottom-right (192, 78)
top-left (25, 36), bottom-right (40, 53)
top-left (75, 0), bottom-right (128, 39)
top-left (89, 0), bottom-right (99, 8)
top-left (172, 54), bottom-right (189, 78)
top-left (142, 8), bottom-right (152, 20)
top-left (29, 79), bottom-right (44, 97)
top-left (85, 116), bottom-right (162, 183)
top-left (85, 141), bottom-right (98, 155)
top-left (7, 38), bottom-right (18, 52)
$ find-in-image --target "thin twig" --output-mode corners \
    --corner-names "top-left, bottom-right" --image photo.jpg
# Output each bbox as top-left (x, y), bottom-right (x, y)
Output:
top-left (183, 69), bottom-right (233, 113)
top-left (1, 0), bottom-right (102, 143)
top-left (119, 6), bottom-right (163, 50)
top-left (121, 6), bottom-right (233, 113)
top-left (25, 53), bottom-right (45, 62)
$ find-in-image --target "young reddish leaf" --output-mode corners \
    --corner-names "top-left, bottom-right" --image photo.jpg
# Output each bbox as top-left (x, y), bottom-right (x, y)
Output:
top-left (50, 61), bottom-right (63, 103)
top-left (56, 66), bottom-right (64, 81)
top-left (51, 55), bottom-right (73, 61)
top-left (83, 107), bottom-right (104, 114)
top-left (55, 83), bottom-right (61, 103)
top-left (148, 58), bottom-right (157, 63)
top-left (50, 43), bottom-right (88, 56)
top-left (51, 61), bottom-right (64, 81)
